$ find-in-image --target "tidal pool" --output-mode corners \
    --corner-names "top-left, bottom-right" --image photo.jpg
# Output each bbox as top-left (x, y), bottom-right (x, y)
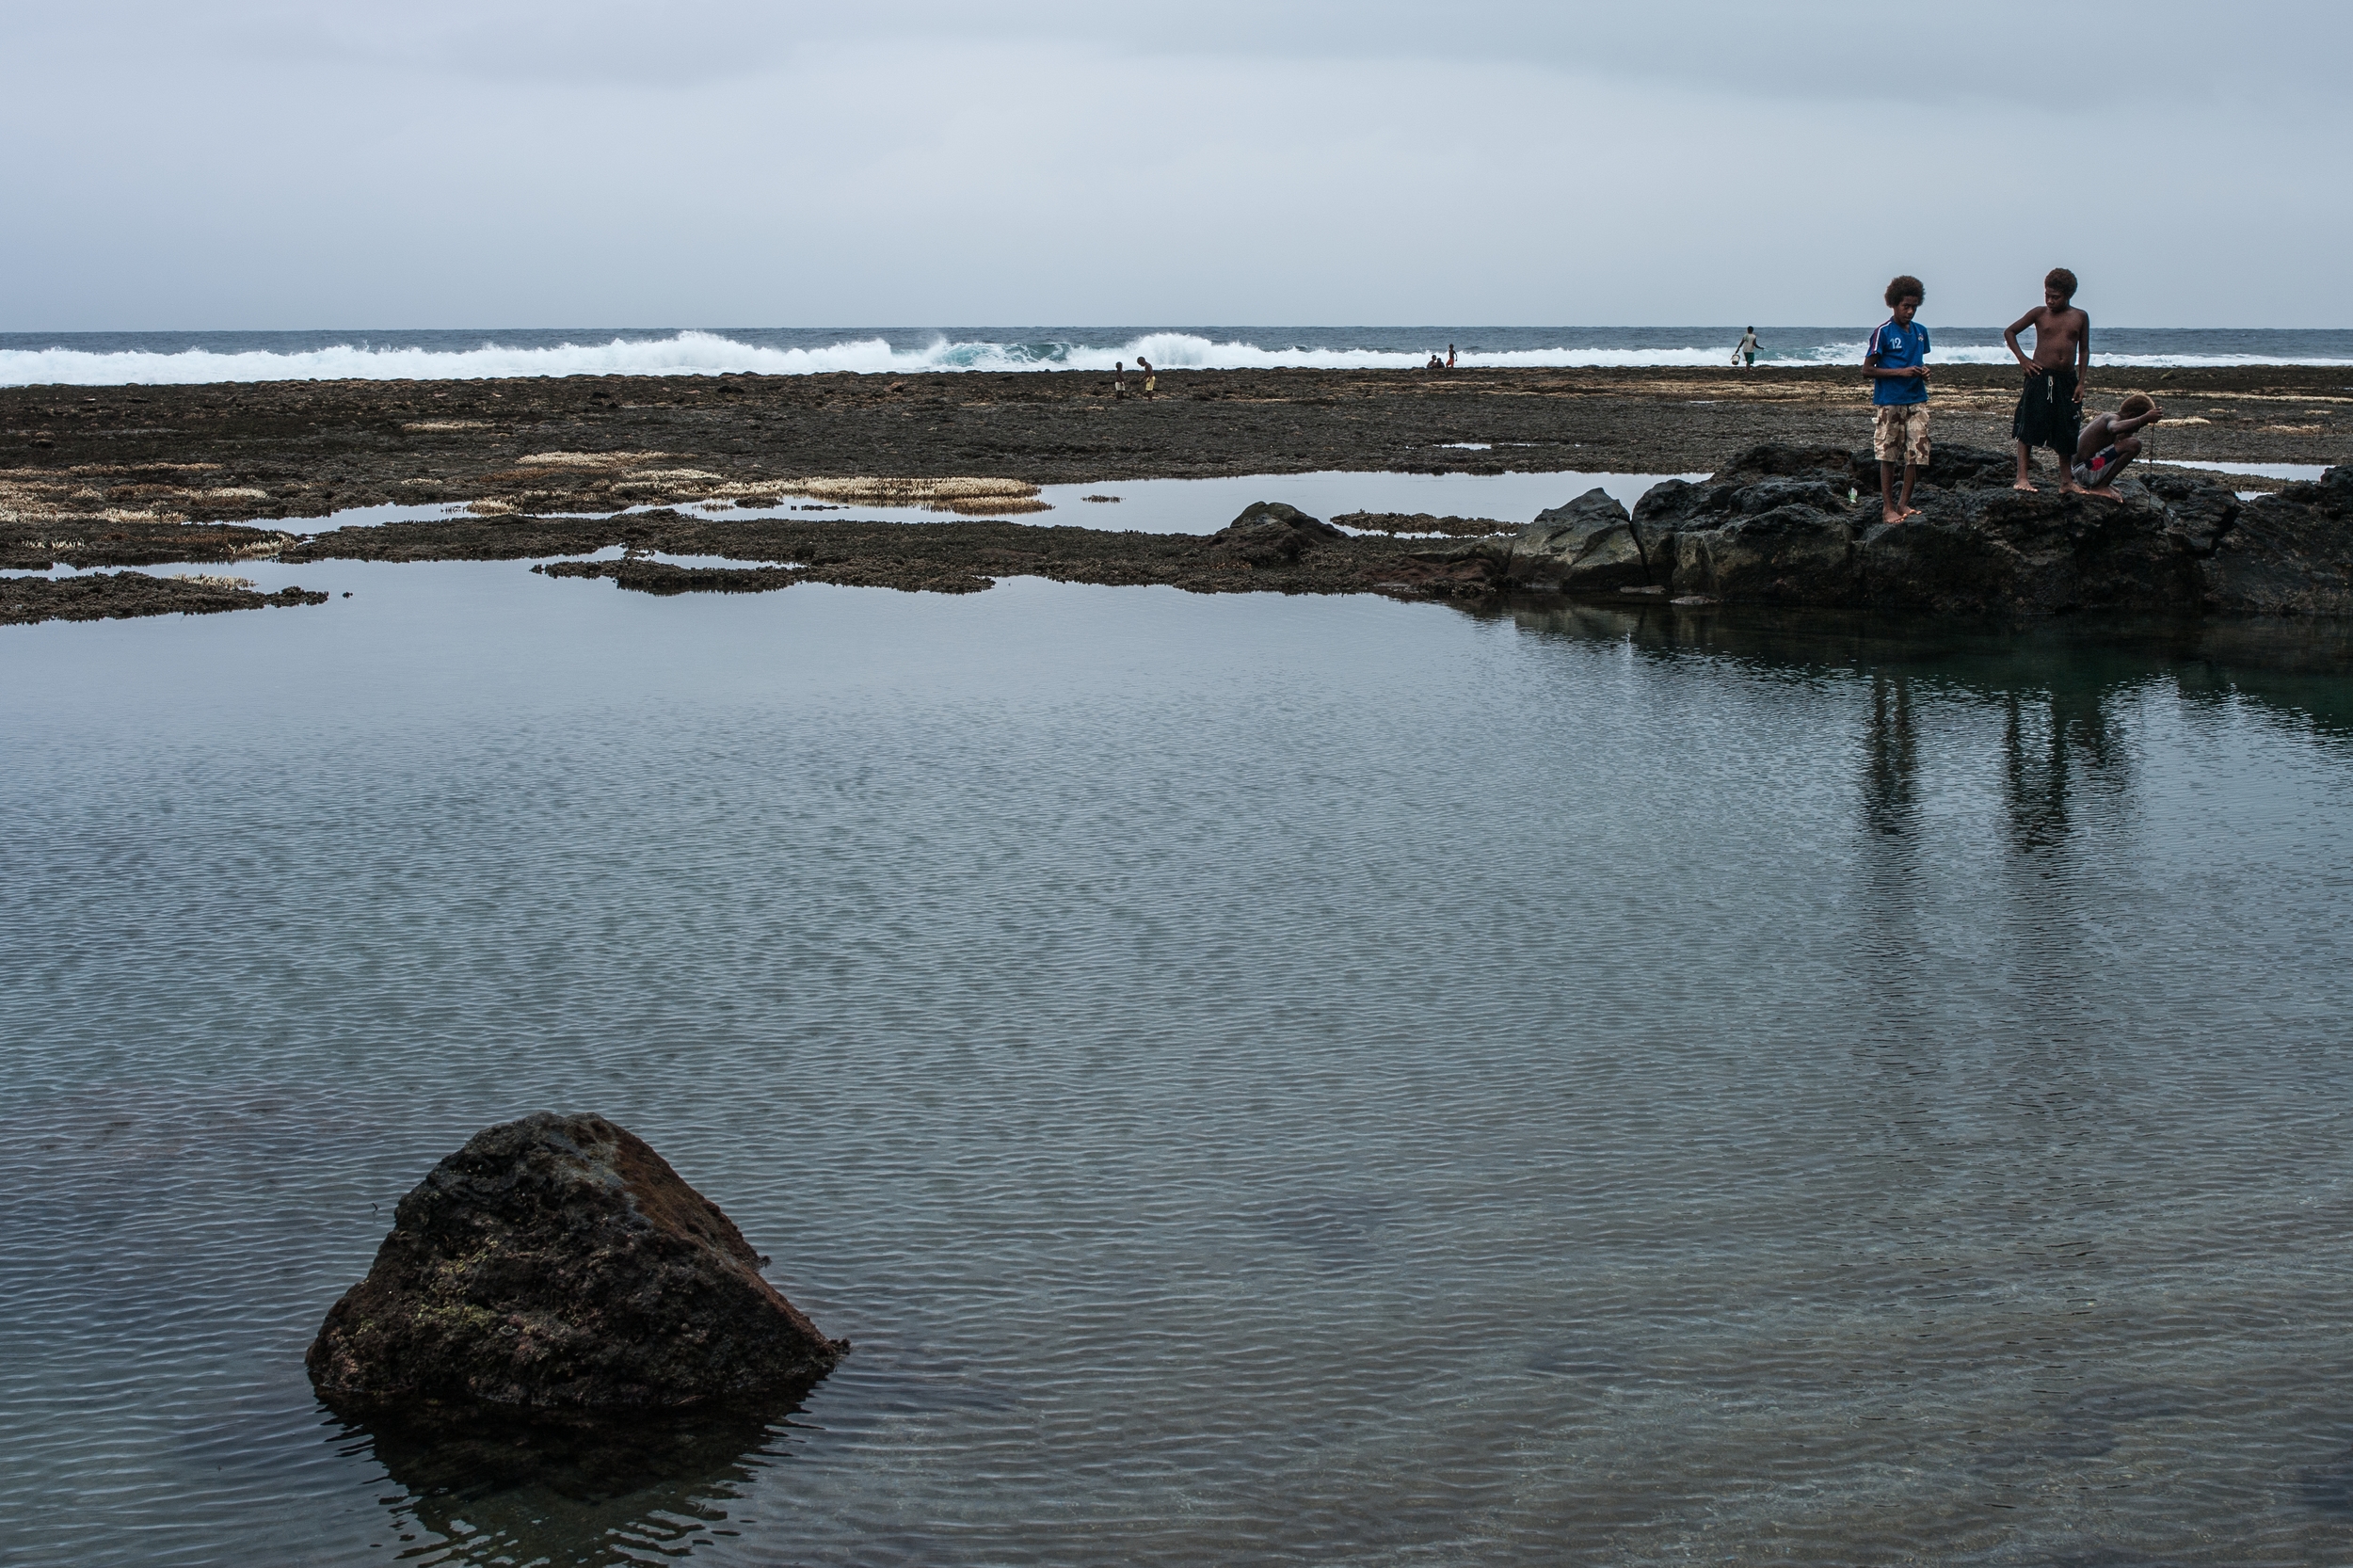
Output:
top-left (5, 563), bottom-right (2353, 1566)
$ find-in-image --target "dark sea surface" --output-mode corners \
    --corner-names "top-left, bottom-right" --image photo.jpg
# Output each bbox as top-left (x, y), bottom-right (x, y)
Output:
top-left (6, 560), bottom-right (2353, 1565)
top-left (3, 326), bottom-right (2348, 385)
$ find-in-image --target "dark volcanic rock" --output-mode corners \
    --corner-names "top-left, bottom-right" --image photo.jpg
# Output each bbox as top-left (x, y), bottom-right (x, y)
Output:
top-left (307, 1113), bottom-right (846, 1413)
top-left (2203, 468), bottom-right (2353, 615)
top-left (1612, 442), bottom-right (2336, 617)
top-left (1673, 504), bottom-right (1860, 605)
top-left (1510, 488), bottom-right (1650, 590)
top-left (1212, 501), bottom-right (1342, 565)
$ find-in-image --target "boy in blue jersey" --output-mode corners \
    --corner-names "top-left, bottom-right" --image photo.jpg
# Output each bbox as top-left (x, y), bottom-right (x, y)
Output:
top-left (1864, 275), bottom-right (1930, 524)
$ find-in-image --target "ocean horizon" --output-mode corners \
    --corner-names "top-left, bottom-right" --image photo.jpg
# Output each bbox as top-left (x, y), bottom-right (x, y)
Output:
top-left (5, 325), bottom-right (2350, 387)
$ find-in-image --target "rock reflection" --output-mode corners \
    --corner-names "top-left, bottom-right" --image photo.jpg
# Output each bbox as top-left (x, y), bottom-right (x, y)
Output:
top-left (336, 1399), bottom-right (806, 1565)
top-left (1486, 597), bottom-right (2353, 751)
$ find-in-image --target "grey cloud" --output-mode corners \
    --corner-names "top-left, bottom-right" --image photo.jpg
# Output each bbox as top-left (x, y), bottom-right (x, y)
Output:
top-left (4, 2), bottom-right (2347, 328)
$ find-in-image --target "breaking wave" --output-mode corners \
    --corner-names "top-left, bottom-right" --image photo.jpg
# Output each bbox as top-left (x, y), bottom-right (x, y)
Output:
top-left (4, 328), bottom-right (2347, 387)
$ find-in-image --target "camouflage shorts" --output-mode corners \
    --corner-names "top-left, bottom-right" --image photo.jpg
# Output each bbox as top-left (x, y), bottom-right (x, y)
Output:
top-left (1873, 404), bottom-right (1929, 465)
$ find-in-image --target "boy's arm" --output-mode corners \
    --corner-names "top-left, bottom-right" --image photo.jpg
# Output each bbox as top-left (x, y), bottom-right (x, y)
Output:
top-left (2002, 308), bottom-right (2043, 372)
top-left (2115, 405), bottom-right (2164, 436)
top-left (2073, 311), bottom-right (2091, 402)
top-left (1863, 328), bottom-right (1928, 381)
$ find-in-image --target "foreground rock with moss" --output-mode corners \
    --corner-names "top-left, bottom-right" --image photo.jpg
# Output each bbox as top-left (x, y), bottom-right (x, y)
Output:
top-left (307, 1113), bottom-right (846, 1414)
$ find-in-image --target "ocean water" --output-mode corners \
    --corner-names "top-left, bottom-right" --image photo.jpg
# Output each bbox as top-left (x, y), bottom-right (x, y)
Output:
top-left (6, 562), bottom-right (2353, 1566)
top-left (3, 326), bottom-right (2349, 387)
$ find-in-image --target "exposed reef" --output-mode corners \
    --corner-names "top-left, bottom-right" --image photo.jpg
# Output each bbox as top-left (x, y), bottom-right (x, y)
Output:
top-left (11, 444), bottom-right (2349, 625)
top-left (307, 1113), bottom-right (846, 1414)
top-left (0, 570), bottom-right (326, 626)
top-left (3, 364), bottom-right (2340, 528)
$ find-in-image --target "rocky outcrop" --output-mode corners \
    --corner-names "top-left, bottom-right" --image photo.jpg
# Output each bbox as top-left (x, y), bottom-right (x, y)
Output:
top-left (1446, 443), bottom-right (2353, 617)
top-left (2201, 468), bottom-right (2353, 615)
top-left (307, 1113), bottom-right (846, 1413)
top-left (1509, 488), bottom-right (1652, 591)
top-left (1212, 501), bottom-right (1343, 566)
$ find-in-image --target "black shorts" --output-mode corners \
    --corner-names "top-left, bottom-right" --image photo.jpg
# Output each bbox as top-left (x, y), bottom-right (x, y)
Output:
top-left (2012, 368), bottom-right (2081, 454)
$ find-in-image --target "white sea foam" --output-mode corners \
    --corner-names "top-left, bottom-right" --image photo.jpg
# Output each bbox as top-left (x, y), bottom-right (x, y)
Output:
top-left (5, 329), bottom-right (2348, 388)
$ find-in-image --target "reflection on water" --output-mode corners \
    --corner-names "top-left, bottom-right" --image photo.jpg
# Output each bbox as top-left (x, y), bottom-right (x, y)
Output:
top-left (344, 1402), bottom-right (799, 1566)
top-left (8, 570), bottom-right (2353, 1565)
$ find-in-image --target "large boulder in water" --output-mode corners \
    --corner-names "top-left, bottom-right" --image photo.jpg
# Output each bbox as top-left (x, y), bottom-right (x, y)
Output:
top-left (306, 1113), bottom-right (846, 1412)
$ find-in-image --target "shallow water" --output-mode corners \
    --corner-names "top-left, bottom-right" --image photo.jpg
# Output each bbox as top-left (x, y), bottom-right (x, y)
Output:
top-left (6, 563), bottom-right (2353, 1566)
top-left (259, 469), bottom-right (1696, 537)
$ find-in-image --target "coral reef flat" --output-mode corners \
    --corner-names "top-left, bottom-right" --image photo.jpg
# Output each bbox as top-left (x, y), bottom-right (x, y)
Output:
top-left (2, 365), bottom-right (2344, 526)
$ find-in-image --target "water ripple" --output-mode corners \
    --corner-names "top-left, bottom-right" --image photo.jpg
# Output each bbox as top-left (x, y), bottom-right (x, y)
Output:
top-left (5, 576), bottom-right (2353, 1563)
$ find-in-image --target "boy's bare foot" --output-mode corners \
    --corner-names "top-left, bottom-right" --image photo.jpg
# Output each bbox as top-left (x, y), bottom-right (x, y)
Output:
top-left (2077, 487), bottom-right (2119, 503)
top-left (1881, 507), bottom-right (1905, 526)
top-left (2012, 479), bottom-right (2038, 492)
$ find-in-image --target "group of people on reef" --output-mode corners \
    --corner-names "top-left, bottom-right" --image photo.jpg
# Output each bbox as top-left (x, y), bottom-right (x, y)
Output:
top-left (1864, 266), bottom-right (2163, 525)
top-left (1425, 344), bottom-right (1457, 370)
top-left (1111, 358), bottom-right (1158, 399)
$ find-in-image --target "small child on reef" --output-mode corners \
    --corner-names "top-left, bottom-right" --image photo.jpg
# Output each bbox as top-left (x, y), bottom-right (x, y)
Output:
top-left (2072, 393), bottom-right (2164, 496)
top-left (1864, 275), bottom-right (1930, 524)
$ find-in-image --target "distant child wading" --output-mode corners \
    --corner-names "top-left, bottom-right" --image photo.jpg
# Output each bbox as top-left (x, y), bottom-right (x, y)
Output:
top-left (1864, 275), bottom-right (1930, 524)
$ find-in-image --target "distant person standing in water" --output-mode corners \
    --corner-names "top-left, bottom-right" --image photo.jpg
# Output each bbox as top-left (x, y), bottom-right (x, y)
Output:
top-left (2003, 266), bottom-right (2091, 492)
top-left (1736, 327), bottom-right (1761, 367)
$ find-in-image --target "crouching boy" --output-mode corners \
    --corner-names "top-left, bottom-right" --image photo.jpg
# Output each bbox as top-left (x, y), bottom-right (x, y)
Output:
top-left (2073, 393), bottom-right (2164, 495)
top-left (1865, 275), bottom-right (1930, 523)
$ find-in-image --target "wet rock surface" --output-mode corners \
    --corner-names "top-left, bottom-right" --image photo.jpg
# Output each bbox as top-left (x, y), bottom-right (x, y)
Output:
top-left (0, 570), bottom-right (327, 625)
top-left (307, 1113), bottom-right (846, 1413)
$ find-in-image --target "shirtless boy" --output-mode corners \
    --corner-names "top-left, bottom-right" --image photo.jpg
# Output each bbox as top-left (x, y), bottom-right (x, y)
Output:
top-left (2003, 267), bottom-right (2091, 492)
top-left (2071, 393), bottom-right (2163, 497)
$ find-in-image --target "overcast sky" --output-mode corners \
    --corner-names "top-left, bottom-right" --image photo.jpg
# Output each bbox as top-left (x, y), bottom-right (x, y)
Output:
top-left (6, 0), bottom-right (2347, 329)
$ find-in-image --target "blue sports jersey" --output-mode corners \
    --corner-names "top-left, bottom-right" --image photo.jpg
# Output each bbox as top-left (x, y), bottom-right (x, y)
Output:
top-left (1867, 318), bottom-right (1930, 406)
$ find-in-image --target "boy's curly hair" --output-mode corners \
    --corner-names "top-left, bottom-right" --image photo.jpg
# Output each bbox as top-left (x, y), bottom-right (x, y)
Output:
top-left (2118, 392), bottom-right (2155, 419)
top-left (2046, 267), bottom-right (2079, 301)
top-left (1884, 275), bottom-right (1925, 308)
